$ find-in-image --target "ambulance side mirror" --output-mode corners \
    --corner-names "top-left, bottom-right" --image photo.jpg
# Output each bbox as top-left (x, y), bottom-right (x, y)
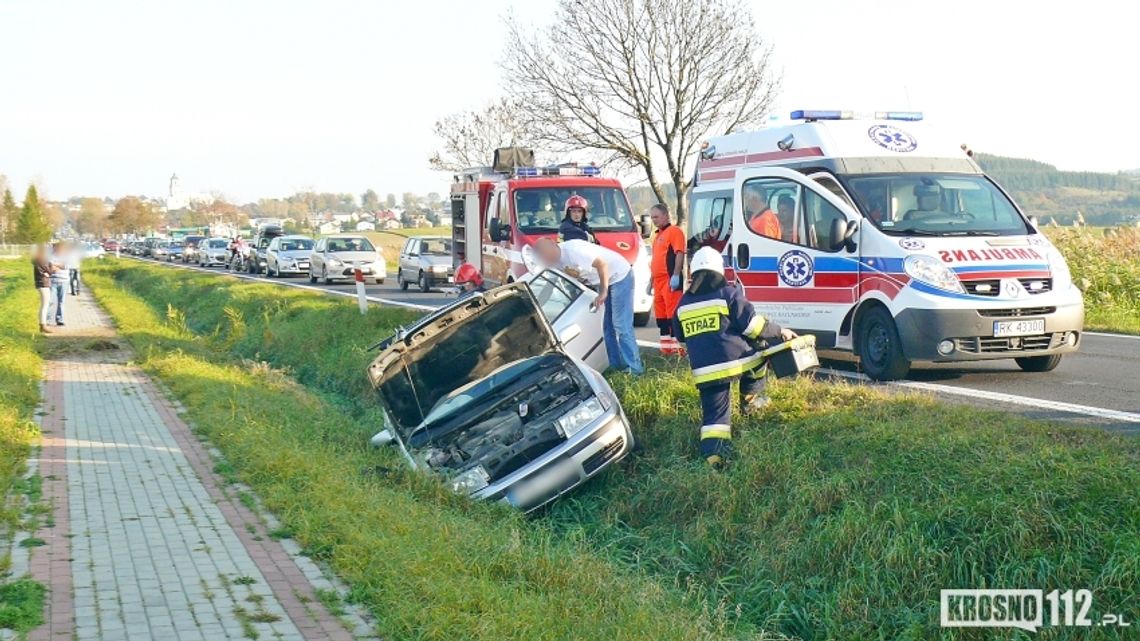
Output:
top-left (829, 219), bottom-right (859, 252)
top-left (639, 214), bottom-right (652, 239)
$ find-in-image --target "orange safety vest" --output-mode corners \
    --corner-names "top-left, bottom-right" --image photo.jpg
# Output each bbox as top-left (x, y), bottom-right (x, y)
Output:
top-left (652, 223), bottom-right (686, 280)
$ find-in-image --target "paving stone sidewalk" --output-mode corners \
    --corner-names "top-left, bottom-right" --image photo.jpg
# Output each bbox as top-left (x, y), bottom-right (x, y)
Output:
top-left (25, 290), bottom-right (367, 641)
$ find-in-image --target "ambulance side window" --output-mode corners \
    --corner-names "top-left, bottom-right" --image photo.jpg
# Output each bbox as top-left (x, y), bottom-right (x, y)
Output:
top-left (802, 190), bottom-right (848, 252)
top-left (741, 178), bottom-right (801, 245)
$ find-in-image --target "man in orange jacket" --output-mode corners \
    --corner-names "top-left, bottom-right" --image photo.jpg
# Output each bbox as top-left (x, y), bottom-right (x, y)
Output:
top-left (649, 203), bottom-right (686, 355)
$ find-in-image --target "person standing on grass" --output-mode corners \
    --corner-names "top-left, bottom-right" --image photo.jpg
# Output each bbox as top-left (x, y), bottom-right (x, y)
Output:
top-left (673, 246), bottom-right (797, 468)
top-left (32, 245), bottom-right (54, 333)
top-left (648, 203), bottom-right (686, 356)
top-left (48, 241), bottom-right (70, 326)
top-left (534, 237), bottom-right (644, 375)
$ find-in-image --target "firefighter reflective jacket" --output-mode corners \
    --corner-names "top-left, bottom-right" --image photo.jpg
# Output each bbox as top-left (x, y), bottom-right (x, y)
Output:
top-left (671, 284), bottom-right (783, 387)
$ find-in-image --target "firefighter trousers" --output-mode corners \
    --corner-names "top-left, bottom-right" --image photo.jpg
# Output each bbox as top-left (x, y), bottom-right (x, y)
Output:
top-left (698, 365), bottom-right (768, 459)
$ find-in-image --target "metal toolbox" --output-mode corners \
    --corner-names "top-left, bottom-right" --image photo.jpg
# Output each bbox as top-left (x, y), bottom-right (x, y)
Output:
top-left (759, 335), bottom-right (820, 379)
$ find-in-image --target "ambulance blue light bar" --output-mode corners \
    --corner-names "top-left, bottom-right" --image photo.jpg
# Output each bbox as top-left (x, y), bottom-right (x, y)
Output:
top-left (514, 165), bottom-right (601, 178)
top-left (790, 110), bottom-right (923, 122)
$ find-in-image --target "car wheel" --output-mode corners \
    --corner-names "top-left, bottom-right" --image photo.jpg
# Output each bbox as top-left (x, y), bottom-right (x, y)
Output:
top-left (1015, 354), bottom-right (1063, 372)
top-left (634, 311), bottom-right (651, 327)
top-left (398, 272), bottom-right (408, 291)
top-left (858, 306), bottom-right (910, 381)
top-left (375, 278), bottom-right (384, 285)
top-left (419, 271), bottom-right (430, 293)
top-left (308, 268), bottom-right (317, 284)
top-left (267, 264), bottom-right (276, 277)
top-left (323, 267), bottom-right (333, 285)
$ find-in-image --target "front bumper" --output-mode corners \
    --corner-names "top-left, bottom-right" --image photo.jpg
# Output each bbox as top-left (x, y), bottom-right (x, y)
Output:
top-left (474, 409), bottom-right (633, 512)
top-left (895, 302), bottom-right (1084, 362)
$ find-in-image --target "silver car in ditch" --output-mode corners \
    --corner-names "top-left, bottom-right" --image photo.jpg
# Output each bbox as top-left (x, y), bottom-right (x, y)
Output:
top-left (367, 271), bottom-right (629, 512)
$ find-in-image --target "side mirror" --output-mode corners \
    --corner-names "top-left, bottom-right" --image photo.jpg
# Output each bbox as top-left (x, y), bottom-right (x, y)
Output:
top-left (558, 324), bottom-right (582, 345)
top-left (489, 218), bottom-right (511, 242)
top-left (1028, 215), bottom-right (1039, 228)
top-left (370, 429), bottom-right (395, 448)
top-left (829, 219), bottom-right (859, 252)
top-left (639, 214), bottom-right (652, 239)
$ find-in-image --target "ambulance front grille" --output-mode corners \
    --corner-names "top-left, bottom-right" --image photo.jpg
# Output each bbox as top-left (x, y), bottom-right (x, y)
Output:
top-left (977, 307), bottom-right (1057, 318)
top-left (954, 333), bottom-right (1060, 354)
top-left (1018, 277), bottom-right (1052, 294)
top-left (962, 279), bottom-right (1000, 296)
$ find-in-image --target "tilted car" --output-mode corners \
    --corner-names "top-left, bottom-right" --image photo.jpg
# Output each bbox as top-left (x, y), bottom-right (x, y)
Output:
top-left (197, 238), bottom-right (231, 267)
top-left (265, 235), bottom-right (314, 277)
top-left (308, 235), bottom-right (386, 284)
top-left (396, 236), bottom-right (454, 292)
top-left (367, 270), bottom-right (627, 512)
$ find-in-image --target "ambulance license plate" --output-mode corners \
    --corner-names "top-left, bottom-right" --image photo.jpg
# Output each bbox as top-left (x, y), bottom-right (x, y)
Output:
top-left (993, 319), bottom-right (1045, 337)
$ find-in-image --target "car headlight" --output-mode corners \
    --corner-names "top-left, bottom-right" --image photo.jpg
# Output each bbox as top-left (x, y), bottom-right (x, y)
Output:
top-left (1048, 250), bottom-right (1073, 290)
top-left (904, 254), bottom-right (964, 293)
top-left (521, 244), bottom-right (540, 273)
top-left (327, 257), bottom-right (342, 266)
top-left (556, 397), bottom-right (605, 438)
top-left (450, 465), bottom-right (490, 495)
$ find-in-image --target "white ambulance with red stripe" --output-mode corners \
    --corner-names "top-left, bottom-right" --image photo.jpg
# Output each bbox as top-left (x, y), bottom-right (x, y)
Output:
top-left (689, 110), bottom-right (1083, 380)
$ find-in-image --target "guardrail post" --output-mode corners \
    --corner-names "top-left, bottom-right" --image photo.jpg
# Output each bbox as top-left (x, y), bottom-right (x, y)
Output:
top-left (355, 268), bottom-right (368, 314)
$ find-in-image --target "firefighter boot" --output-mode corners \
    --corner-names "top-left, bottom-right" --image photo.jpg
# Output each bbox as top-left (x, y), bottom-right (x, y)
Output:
top-left (739, 365), bottom-right (770, 416)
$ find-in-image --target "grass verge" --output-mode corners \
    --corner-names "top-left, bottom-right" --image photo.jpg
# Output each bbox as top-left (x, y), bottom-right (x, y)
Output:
top-left (1049, 226), bottom-right (1140, 334)
top-left (0, 262), bottom-right (49, 633)
top-left (87, 259), bottom-right (1140, 640)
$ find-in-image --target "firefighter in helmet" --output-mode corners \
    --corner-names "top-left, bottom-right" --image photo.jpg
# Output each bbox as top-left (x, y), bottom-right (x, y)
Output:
top-left (672, 246), bottom-right (797, 466)
top-left (455, 263), bottom-right (485, 299)
top-left (559, 195), bottom-right (598, 244)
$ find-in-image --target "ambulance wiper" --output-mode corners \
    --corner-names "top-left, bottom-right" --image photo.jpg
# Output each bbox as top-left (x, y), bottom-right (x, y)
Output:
top-left (940, 230), bottom-right (1001, 237)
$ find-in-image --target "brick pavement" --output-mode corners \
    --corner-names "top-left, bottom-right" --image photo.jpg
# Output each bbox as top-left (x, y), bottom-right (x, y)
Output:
top-left (26, 290), bottom-right (364, 641)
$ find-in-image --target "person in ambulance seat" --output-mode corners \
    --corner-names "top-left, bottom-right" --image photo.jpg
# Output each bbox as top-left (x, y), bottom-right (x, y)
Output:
top-left (744, 184), bottom-right (782, 239)
top-left (454, 263), bottom-right (485, 299)
top-left (672, 247), bottom-right (797, 467)
top-left (558, 195), bottom-right (599, 244)
top-left (904, 182), bottom-right (943, 221)
top-left (648, 203), bottom-right (686, 356)
top-left (776, 194), bottom-right (799, 244)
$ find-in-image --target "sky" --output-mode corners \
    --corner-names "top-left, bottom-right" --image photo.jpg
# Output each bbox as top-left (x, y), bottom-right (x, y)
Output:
top-left (1, 0), bottom-right (1137, 203)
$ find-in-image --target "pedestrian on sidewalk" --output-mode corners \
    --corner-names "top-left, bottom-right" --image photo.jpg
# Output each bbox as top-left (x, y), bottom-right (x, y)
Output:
top-left (66, 242), bottom-right (82, 295)
top-left (534, 237), bottom-right (644, 375)
top-left (49, 241), bottom-right (70, 326)
top-left (32, 244), bottom-right (54, 333)
top-left (648, 203), bottom-right (686, 356)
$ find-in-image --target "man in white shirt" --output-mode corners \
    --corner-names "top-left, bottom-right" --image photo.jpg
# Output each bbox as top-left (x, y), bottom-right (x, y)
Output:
top-left (534, 238), bottom-right (643, 375)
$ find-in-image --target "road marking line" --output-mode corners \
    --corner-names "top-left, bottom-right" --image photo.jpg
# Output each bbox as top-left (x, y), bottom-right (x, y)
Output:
top-left (1085, 331), bottom-right (1140, 340)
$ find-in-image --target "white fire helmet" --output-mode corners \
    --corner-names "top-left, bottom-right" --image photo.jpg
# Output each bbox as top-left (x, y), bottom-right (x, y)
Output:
top-left (690, 246), bottom-right (725, 276)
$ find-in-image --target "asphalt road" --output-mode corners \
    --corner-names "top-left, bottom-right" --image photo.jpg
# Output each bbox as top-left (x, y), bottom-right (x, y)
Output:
top-left (131, 256), bottom-right (1140, 432)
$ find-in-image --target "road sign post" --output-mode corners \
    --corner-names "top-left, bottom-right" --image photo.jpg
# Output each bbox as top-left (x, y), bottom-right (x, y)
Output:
top-left (355, 268), bottom-right (368, 314)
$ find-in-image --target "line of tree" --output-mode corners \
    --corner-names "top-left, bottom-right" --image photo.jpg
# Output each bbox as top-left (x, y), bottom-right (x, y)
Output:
top-left (977, 154), bottom-right (1140, 193)
top-left (429, 0), bottom-right (777, 224)
top-left (0, 176), bottom-right (54, 244)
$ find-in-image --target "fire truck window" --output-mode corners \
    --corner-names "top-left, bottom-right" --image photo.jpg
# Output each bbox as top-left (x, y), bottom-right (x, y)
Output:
top-left (514, 187), bottom-right (633, 233)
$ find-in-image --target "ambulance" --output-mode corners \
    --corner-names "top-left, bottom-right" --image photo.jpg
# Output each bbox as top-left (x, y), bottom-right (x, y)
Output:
top-left (689, 110), bottom-right (1084, 380)
top-left (449, 150), bottom-right (654, 326)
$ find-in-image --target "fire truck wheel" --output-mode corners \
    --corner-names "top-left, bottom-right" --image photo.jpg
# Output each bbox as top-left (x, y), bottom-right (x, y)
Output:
top-left (634, 312), bottom-right (651, 327)
top-left (858, 306), bottom-right (910, 381)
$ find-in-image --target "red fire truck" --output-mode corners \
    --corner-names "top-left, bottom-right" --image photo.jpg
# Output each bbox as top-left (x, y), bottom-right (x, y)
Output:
top-left (449, 149), bottom-right (653, 325)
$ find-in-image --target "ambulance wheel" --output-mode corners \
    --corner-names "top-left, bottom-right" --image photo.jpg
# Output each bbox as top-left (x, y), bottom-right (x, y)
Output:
top-left (1015, 354), bottom-right (1062, 372)
top-left (634, 312), bottom-right (651, 327)
top-left (859, 307), bottom-right (910, 381)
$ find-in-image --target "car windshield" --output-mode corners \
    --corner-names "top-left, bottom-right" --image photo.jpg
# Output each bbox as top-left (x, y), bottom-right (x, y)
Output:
top-left (845, 174), bottom-right (1031, 236)
top-left (514, 186), bottom-right (634, 234)
top-left (418, 356), bottom-right (544, 429)
top-left (206, 240), bottom-right (228, 249)
top-left (279, 239), bottom-right (314, 251)
top-left (419, 239), bottom-right (450, 255)
top-left (327, 237), bottom-right (375, 252)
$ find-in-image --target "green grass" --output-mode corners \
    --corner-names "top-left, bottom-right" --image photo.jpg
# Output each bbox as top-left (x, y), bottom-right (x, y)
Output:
top-left (1048, 226), bottom-right (1140, 334)
top-left (0, 263), bottom-right (50, 633)
top-left (355, 227), bottom-right (452, 269)
top-left (85, 259), bottom-right (1140, 640)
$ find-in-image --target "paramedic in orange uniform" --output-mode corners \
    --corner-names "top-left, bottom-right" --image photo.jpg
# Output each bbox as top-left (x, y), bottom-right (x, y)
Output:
top-left (649, 203), bottom-right (686, 355)
top-left (744, 184), bottom-right (782, 239)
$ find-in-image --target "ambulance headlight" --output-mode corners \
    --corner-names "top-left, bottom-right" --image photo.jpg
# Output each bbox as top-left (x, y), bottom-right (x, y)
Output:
top-left (904, 255), bottom-right (964, 294)
top-left (1048, 251), bottom-right (1073, 290)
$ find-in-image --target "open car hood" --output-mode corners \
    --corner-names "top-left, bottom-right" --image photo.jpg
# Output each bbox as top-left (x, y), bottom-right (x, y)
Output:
top-left (367, 282), bottom-right (560, 433)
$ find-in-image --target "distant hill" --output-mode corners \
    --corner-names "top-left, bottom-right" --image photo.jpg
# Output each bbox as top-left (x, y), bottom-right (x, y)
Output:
top-left (975, 153), bottom-right (1140, 225)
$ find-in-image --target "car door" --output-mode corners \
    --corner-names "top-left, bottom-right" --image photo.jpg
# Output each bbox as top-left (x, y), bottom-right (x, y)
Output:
top-left (524, 268), bottom-right (607, 371)
top-left (732, 166), bottom-right (861, 347)
top-left (312, 238), bottom-right (326, 273)
top-left (404, 238), bottom-right (419, 281)
top-left (266, 237), bottom-right (279, 270)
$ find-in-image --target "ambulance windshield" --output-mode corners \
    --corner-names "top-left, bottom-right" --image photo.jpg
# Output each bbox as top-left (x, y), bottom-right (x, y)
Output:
top-left (845, 174), bottom-right (1032, 237)
top-left (514, 187), bottom-right (634, 233)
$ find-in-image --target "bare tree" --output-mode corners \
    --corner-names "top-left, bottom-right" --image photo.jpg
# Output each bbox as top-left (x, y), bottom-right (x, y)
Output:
top-left (502, 0), bottom-right (778, 222)
top-left (428, 98), bottom-right (532, 172)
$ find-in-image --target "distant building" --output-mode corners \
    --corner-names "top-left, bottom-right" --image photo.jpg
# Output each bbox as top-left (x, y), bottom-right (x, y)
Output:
top-left (382, 219), bottom-right (402, 230)
top-left (317, 221), bottom-right (340, 235)
top-left (355, 221), bottom-right (376, 232)
top-left (166, 174), bottom-right (189, 211)
top-left (437, 213), bottom-right (453, 227)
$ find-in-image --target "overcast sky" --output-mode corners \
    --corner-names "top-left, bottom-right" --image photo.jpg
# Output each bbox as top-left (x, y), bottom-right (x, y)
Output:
top-left (1, 0), bottom-right (1136, 203)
